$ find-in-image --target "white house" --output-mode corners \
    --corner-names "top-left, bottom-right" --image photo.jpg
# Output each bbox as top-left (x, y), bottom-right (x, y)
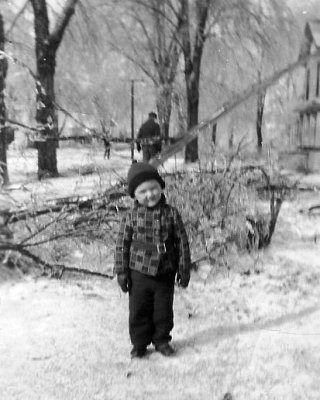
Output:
top-left (294, 20), bottom-right (320, 171)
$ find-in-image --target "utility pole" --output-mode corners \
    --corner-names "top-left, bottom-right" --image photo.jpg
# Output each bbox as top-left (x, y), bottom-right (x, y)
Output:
top-left (131, 80), bottom-right (134, 161)
top-left (130, 79), bottom-right (144, 162)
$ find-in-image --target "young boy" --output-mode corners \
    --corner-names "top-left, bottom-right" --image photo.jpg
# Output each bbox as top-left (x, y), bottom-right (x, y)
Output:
top-left (114, 162), bottom-right (191, 358)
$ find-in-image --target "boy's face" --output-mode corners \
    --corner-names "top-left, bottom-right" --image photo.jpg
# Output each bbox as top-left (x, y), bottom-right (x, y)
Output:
top-left (134, 180), bottom-right (162, 207)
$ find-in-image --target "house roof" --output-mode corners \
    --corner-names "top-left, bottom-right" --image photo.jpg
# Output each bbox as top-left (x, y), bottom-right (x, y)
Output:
top-left (299, 20), bottom-right (320, 57)
top-left (307, 20), bottom-right (320, 48)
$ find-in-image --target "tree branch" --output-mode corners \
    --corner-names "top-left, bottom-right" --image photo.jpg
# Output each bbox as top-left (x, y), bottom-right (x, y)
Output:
top-left (1, 245), bottom-right (114, 280)
top-left (133, 11), bottom-right (158, 67)
top-left (5, 0), bottom-right (30, 36)
top-left (18, 209), bottom-right (69, 245)
top-left (7, 118), bottom-right (38, 131)
top-left (49, 0), bottom-right (79, 51)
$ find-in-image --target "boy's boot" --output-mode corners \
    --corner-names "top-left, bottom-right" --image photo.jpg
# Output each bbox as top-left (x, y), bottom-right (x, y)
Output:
top-left (130, 346), bottom-right (147, 359)
top-left (155, 343), bottom-right (175, 356)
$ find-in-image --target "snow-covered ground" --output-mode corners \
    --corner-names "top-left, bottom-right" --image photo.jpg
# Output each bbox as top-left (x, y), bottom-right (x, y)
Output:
top-left (0, 145), bottom-right (320, 399)
top-left (1, 144), bottom-right (186, 209)
top-left (2, 144), bottom-right (319, 210)
top-left (2, 144), bottom-right (132, 207)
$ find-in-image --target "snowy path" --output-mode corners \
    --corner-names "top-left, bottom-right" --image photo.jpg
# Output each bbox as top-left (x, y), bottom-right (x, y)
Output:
top-left (0, 258), bottom-right (319, 400)
top-left (1, 148), bottom-right (320, 399)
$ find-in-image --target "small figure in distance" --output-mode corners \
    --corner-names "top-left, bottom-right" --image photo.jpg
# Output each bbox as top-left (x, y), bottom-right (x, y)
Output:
top-left (102, 135), bottom-right (111, 159)
top-left (100, 122), bottom-right (111, 159)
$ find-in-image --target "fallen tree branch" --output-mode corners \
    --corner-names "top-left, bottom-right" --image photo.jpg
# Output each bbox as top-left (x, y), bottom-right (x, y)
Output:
top-left (299, 205), bottom-right (320, 214)
top-left (8, 202), bottom-right (128, 224)
top-left (309, 205), bottom-right (320, 213)
top-left (18, 208), bottom-right (69, 245)
top-left (1, 244), bottom-right (114, 280)
top-left (7, 181), bottom-right (127, 223)
top-left (58, 265), bottom-right (114, 279)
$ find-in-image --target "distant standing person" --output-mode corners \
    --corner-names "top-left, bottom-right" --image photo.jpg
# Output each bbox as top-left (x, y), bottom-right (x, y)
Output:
top-left (136, 112), bottom-right (162, 162)
top-left (102, 134), bottom-right (111, 159)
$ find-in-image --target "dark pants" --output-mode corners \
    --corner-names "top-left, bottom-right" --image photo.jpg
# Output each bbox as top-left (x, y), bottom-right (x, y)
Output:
top-left (129, 270), bottom-right (175, 348)
top-left (141, 144), bottom-right (161, 162)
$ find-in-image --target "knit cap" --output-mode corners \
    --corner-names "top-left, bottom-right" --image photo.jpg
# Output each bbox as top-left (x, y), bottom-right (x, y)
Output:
top-left (127, 162), bottom-right (165, 198)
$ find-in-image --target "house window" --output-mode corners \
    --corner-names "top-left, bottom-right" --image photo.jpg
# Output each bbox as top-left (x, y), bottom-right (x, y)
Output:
top-left (316, 62), bottom-right (320, 97)
top-left (312, 113), bottom-right (317, 143)
top-left (306, 69), bottom-right (310, 100)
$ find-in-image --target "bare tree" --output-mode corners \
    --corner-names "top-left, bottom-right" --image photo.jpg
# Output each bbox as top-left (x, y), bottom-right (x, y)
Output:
top-left (151, 1), bottom-right (183, 142)
top-left (109, 0), bottom-right (213, 157)
top-left (0, 12), bottom-right (8, 185)
top-left (29, 0), bottom-right (79, 179)
top-left (105, 0), bottom-right (184, 142)
top-left (251, 2), bottom-right (297, 154)
top-left (179, 0), bottom-right (211, 162)
top-left (177, 0), bottom-right (296, 162)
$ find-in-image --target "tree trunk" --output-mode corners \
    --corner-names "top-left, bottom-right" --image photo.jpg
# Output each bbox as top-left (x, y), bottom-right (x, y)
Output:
top-left (185, 76), bottom-right (199, 161)
top-left (31, 1), bottom-right (58, 178)
top-left (35, 65), bottom-right (59, 178)
top-left (152, 1), bottom-right (181, 147)
top-left (182, 0), bottom-right (210, 163)
top-left (156, 84), bottom-right (173, 144)
top-left (184, 48), bottom-right (203, 162)
top-left (256, 90), bottom-right (266, 153)
top-left (228, 125), bottom-right (234, 150)
top-left (30, 0), bottom-right (78, 179)
top-left (173, 92), bottom-right (186, 138)
top-left (0, 13), bottom-right (8, 185)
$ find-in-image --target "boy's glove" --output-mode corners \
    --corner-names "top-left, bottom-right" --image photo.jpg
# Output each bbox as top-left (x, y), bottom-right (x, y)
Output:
top-left (136, 143), bottom-right (141, 152)
top-left (176, 272), bottom-right (190, 288)
top-left (117, 273), bottom-right (130, 293)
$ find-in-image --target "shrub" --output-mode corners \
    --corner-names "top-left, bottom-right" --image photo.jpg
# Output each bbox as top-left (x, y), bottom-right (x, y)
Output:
top-left (165, 160), bottom-right (289, 269)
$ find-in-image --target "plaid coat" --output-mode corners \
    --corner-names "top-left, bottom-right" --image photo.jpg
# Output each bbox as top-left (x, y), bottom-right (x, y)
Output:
top-left (114, 195), bottom-right (191, 277)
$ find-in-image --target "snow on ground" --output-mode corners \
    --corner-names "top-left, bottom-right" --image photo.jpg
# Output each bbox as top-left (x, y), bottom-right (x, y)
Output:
top-left (1, 146), bottom-right (320, 399)
top-left (2, 144), bottom-right (319, 211)
top-left (0, 219), bottom-right (320, 400)
top-left (1, 144), bottom-right (185, 209)
top-left (2, 144), bottom-right (132, 207)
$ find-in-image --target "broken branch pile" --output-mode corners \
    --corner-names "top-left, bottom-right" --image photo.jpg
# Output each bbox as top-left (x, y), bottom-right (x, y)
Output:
top-left (0, 164), bottom-right (298, 279)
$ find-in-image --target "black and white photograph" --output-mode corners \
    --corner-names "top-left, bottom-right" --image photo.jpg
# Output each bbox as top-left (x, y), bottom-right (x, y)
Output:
top-left (0, 0), bottom-right (320, 399)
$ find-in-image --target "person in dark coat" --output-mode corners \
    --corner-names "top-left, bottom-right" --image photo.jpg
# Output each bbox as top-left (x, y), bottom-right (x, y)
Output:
top-left (101, 128), bottom-right (111, 159)
top-left (114, 162), bottom-right (191, 358)
top-left (136, 112), bottom-right (162, 162)
top-left (102, 136), bottom-right (111, 159)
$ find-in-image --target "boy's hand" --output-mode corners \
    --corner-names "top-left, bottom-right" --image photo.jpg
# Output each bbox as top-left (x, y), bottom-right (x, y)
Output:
top-left (176, 272), bottom-right (190, 288)
top-left (117, 273), bottom-right (130, 293)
